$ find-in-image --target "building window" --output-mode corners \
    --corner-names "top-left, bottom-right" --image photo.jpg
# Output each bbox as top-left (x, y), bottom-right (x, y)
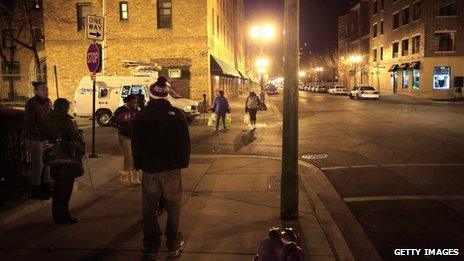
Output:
top-left (392, 42), bottom-right (399, 58)
top-left (412, 35), bottom-right (420, 54)
top-left (76, 3), bottom-right (91, 31)
top-left (401, 39), bottom-right (409, 56)
top-left (402, 7), bottom-right (410, 25)
top-left (372, 24), bottom-right (377, 38)
top-left (380, 46), bottom-right (384, 60)
top-left (380, 20), bottom-right (384, 35)
top-left (373, 0), bottom-right (378, 15)
top-left (157, 0), bottom-right (172, 29)
top-left (438, 0), bottom-right (457, 16)
top-left (119, 2), bottom-right (128, 20)
top-left (393, 12), bottom-right (400, 29)
top-left (402, 70), bottom-right (409, 88)
top-left (413, 69), bottom-right (420, 89)
top-left (413, 1), bottom-right (421, 21)
top-left (373, 48), bottom-right (378, 62)
top-left (1, 61), bottom-right (20, 81)
top-left (380, 0), bottom-right (384, 10)
top-left (435, 32), bottom-right (455, 52)
top-left (433, 66), bottom-right (451, 89)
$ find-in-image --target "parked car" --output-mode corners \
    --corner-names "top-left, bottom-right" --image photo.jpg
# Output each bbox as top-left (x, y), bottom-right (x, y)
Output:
top-left (315, 86), bottom-right (327, 93)
top-left (266, 84), bottom-right (279, 95)
top-left (303, 84), bottom-right (311, 91)
top-left (349, 85), bottom-right (379, 100)
top-left (328, 85), bottom-right (349, 95)
top-left (310, 85), bottom-right (317, 92)
top-left (298, 84), bottom-right (305, 91)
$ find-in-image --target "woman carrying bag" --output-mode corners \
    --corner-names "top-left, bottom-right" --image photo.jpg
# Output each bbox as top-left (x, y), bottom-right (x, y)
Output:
top-left (43, 98), bottom-right (85, 225)
top-left (245, 91), bottom-right (260, 129)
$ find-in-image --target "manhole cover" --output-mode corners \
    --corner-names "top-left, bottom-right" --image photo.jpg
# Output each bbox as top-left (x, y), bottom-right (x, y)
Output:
top-left (301, 153), bottom-right (328, 160)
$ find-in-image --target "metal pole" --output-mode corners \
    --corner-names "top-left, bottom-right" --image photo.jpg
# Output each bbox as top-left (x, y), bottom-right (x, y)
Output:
top-left (53, 65), bottom-right (59, 98)
top-left (281, 0), bottom-right (299, 220)
top-left (90, 73), bottom-right (98, 158)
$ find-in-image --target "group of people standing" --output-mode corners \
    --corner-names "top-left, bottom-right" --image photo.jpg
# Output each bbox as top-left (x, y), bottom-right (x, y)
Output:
top-left (25, 76), bottom-right (191, 259)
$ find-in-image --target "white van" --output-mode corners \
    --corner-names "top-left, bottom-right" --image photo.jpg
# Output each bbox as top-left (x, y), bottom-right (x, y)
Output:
top-left (74, 76), bottom-right (199, 126)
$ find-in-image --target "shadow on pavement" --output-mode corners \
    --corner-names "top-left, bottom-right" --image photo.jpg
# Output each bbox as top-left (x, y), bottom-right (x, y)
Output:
top-left (233, 129), bottom-right (257, 152)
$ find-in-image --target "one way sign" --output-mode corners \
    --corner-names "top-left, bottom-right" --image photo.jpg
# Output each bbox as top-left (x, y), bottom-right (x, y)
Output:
top-left (86, 15), bottom-right (105, 41)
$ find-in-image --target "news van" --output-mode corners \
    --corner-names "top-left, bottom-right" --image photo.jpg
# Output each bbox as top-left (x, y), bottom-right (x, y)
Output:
top-left (74, 76), bottom-right (199, 126)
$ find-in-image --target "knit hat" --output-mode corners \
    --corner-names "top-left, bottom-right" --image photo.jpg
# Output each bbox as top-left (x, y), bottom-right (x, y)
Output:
top-left (149, 76), bottom-right (169, 99)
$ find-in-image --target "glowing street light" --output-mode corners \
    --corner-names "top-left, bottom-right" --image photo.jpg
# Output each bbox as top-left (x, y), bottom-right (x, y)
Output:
top-left (249, 24), bottom-right (276, 42)
top-left (298, 71), bottom-right (307, 77)
top-left (257, 67), bottom-right (267, 74)
top-left (256, 58), bottom-right (270, 68)
top-left (349, 55), bottom-right (362, 64)
top-left (315, 67), bottom-right (324, 72)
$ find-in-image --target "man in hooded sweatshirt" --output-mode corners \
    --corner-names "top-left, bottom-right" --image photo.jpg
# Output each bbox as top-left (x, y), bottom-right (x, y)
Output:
top-left (132, 76), bottom-right (191, 260)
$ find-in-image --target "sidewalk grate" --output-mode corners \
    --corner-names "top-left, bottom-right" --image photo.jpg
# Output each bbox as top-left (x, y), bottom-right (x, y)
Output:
top-left (301, 153), bottom-right (328, 160)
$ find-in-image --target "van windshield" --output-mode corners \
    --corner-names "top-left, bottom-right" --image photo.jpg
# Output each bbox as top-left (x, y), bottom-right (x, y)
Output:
top-left (169, 89), bottom-right (183, 99)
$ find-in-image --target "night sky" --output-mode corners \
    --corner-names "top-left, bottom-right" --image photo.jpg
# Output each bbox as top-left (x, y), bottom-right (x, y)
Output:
top-left (245, 0), bottom-right (350, 56)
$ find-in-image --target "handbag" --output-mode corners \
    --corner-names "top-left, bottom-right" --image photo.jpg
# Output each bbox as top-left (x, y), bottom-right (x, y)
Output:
top-left (44, 135), bottom-right (85, 179)
top-left (225, 113), bottom-right (232, 128)
top-left (243, 114), bottom-right (251, 125)
top-left (207, 113), bottom-right (217, 126)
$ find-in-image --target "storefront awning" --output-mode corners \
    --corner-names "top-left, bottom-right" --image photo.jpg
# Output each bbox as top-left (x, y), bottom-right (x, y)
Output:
top-left (388, 64), bottom-right (399, 72)
top-left (409, 61), bottom-right (420, 69)
top-left (210, 55), bottom-right (241, 78)
top-left (238, 70), bottom-right (251, 80)
top-left (399, 63), bottom-right (409, 70)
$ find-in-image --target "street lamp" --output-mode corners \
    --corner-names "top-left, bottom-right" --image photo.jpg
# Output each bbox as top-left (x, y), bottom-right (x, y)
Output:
top-left (315, 67), bottom-right (324, 83)
top-left (250, 24), bottom-right (276, 43)
top-left (298, 71), bottom-right (307, 78)
top-left (256, 58), bottom-right (270, 90)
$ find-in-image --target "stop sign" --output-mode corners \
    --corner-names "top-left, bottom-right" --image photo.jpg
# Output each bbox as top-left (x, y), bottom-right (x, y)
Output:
top-left (86, 43), bottom-right (101, 73)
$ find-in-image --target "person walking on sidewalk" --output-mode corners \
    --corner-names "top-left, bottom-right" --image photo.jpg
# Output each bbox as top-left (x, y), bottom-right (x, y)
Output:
top-left (113, 94), bottom-right (140, 185)
top-left (245, 91), bottom-right (261, 129)
top-left (25, 82), bottom-right (52, 200)
top-left (136, 89), bottom-right (146, 109)
top-left (132, 76), bottom-right (191, 260)
top-left (42, 98), bottom-right (85, 225)
top-left (212, 90), bottom-right (230, 131)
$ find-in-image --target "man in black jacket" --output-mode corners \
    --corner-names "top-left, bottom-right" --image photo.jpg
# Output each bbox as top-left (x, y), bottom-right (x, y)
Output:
top-left (132, 76), bottom-right (190, 260)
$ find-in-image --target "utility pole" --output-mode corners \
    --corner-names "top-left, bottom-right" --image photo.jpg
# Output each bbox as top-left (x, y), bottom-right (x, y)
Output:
top-left (281, 0), bottom-right (299, 220)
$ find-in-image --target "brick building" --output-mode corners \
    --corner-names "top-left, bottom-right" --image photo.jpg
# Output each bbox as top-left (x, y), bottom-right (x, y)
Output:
top-left (0, 1), bottom-right (46, 101)
top-left (369, 0), bottom-right (464, 98)
top-left (338, 0), bottom-right (370, 89)
top-left (36, 0), bottom-right (248, 104)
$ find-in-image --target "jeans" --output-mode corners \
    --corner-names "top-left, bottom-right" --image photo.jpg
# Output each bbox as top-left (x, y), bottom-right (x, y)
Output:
top-left (52, 177), bottom-right (75, 221)
top-left (29, 140), bottom-right (51, 186)
top-left (118, 134), bottom-right (134, 172)
top-left (142, 170), bottom-right (183, 252)
top-left (248, 109), bottom-right (258, 125)
top-left (215, 113), bottom-right (226, 130)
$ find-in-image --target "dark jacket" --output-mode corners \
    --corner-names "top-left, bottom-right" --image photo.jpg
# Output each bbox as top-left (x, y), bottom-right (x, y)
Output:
top-left (132, 99), bottom-right (191, 174)
top-left (42, 110), bottom-right (85, 176)
top-left (113, 105), bottom-right (138, 138)
top-left (25, 96), bottom-right (52, 141)
top-left (212, 95), bottom-right (229, 115)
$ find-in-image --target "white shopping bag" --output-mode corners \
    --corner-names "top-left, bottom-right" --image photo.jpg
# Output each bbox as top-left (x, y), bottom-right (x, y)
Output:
top-left (243, 114), bottom-right (250, 125)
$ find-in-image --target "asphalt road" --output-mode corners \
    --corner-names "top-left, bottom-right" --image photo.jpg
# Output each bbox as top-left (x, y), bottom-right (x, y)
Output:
top-left (82, 92), bottom-right (464, 260)
top-left (273, 91), bottom-right (464, 260)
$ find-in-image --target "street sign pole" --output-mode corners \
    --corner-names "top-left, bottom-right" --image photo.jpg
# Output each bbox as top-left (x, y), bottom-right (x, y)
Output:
top-left (91, 72), bottom-right (98, 158)
top-left (281, 0), bottom-right (299, 220)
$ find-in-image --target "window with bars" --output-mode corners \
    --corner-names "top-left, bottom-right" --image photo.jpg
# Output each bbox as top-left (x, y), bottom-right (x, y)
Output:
top-left (157, 0), bottom-right (172, 29)
top-left (76, 3), bottom-right (91, 31)
top-left (120, 1), bottom-right (128, 20)
top-left (2, 61), bottom-right (20, 81)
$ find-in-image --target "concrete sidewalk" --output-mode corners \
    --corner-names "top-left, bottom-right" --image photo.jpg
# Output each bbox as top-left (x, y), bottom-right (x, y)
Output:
top-left (0, 154), bottom-right (351, 260)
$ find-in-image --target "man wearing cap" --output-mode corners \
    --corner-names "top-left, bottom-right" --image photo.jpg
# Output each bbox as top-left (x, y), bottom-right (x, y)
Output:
top-left (132, 76), bottom-right (190, 260)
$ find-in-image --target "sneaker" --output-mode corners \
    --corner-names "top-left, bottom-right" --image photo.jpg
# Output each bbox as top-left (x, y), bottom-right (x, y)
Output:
top-left (168, 240), bottom-right (185, 258)
top-left (145, 251), bottom-right (158, 261)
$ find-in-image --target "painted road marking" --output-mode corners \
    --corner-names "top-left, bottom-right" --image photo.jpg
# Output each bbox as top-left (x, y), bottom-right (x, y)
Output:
top-left (344, 195), bottom-right (464, 203)
top-left (321, 163), bottom-right (464, 171)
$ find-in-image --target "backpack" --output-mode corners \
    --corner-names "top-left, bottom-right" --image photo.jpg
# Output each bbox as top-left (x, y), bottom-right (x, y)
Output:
top-left (247, 96), bottom-right (259, 109)
top-left (43, 134), bottom-right (85, 179)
